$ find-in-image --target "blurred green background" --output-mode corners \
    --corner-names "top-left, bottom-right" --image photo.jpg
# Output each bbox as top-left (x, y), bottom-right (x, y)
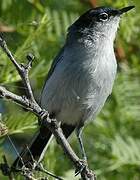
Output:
top-left (0, 0), bottom-right (140, 179)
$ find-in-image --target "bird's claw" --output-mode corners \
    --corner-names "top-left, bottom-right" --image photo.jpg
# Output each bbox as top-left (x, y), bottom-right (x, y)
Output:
top-left (75, 160), bottom-right (87, 176)
top-left (38, 109), bottom-right (49, 125)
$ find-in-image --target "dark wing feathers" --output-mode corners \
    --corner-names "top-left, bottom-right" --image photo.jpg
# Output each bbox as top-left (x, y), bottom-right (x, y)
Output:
top-left (39, 46), bottom-right (65, 105)
top-left (45, 46), bottom-right (65, 81)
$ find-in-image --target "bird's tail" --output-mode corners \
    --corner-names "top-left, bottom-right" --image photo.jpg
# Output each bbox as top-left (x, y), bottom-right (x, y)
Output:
top-left (12, 126), bottom-right (53, 170)
top-left (12, 124), bottom-right (75, 170)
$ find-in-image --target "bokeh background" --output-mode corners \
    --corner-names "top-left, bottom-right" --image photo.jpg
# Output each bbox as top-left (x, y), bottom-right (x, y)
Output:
top-left (0, 0), bottom-right (140, 179)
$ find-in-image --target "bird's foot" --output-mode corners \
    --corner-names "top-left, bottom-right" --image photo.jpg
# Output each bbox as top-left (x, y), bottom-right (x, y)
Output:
top-left (75, 159), bottom-right (87, 176)
top-left (38, 109), bottom-right (49, 125)
top-left (75, 159), bottom-right (97, 179)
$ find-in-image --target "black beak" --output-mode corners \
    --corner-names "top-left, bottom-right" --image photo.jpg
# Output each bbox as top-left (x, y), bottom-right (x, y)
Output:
top-left (119, 6), bottom-right (135, 14)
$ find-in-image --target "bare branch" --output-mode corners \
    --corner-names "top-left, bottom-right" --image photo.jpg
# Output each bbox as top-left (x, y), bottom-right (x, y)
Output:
top-left (0, 85), bottom-right (41, 116)
top-left (0, 155), bottom-right (15, 180)
top-left (0, 37), bottom-right (96, 180)
top-left (36, 163), bottom-right (63, 180)
top-left (0, 37), bottom-right (35, 101)
top-left (0, 37), bottom-right (22, 72)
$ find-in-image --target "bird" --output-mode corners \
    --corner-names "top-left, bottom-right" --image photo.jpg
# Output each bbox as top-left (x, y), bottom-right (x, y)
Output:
top-left (12, 5), bottom-right (134, 170)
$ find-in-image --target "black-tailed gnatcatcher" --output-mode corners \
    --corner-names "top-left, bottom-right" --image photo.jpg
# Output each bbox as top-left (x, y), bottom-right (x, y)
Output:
top-left (13, 5), bottom-right (134, 168)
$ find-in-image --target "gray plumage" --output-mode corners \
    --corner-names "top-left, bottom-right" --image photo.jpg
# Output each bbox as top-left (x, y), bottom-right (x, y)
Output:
top-left (41, 9), bottom-right (119, 127)
top-left (12, 6), bottom-right (134, 169)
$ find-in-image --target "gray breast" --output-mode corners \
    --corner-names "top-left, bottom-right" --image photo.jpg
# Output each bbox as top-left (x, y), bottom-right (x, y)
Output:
top-left (41, 39), bottom-right (117, 126)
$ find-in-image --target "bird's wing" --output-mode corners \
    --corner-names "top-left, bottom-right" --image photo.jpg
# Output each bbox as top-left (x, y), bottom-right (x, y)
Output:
top-left (45, 46), bottom-right (65, 81)
top-left (39, 46), bottom-right (65, 104)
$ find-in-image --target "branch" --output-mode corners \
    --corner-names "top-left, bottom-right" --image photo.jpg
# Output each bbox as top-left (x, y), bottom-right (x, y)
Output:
top-left (0, 37), bottom-right (35, 101)
top-left (0, 155), bottom-right (15, 180)
top-left (0, 86), bottom-right (42, 116)
top-left (0, 36), bottom-right (96, 180)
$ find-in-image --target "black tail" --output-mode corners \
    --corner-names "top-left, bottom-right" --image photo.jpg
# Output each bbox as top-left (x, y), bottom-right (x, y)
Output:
top-left (12, 124), bottom-right (75, 169)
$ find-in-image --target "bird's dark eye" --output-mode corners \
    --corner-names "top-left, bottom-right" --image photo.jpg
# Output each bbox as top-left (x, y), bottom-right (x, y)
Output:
top-left (99, 12), bottom-right (108, 21)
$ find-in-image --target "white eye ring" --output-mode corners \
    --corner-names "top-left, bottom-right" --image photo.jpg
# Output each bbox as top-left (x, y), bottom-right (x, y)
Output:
top-left (99, 12), bottom-right (108, 21)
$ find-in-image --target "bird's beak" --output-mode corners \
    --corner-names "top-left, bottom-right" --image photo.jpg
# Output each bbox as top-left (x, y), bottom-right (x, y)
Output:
top-left (119, 6), bottom-right (135, 14)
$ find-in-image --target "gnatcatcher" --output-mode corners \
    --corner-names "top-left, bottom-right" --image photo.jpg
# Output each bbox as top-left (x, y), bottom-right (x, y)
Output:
top-left (13, 6), bottom-right (134, 169)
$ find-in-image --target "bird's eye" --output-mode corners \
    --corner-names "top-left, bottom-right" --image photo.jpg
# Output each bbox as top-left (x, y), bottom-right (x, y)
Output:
top-left (99, 12), bottom-right (108, 21)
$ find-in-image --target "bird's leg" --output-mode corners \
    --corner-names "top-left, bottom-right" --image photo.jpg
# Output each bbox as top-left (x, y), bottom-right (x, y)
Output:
top-left (76, 126), bottom-right (87, 162)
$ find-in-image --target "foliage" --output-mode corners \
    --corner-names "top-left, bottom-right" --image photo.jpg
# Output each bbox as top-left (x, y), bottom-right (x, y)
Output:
top-left (0, 0), bottom-right (140, 179)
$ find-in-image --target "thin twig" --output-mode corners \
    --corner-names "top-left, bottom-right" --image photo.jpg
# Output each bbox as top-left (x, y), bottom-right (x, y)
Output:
top-left (0, 155), bottom-right (15, 180)
top-left (22, 172), bottom-right (37, 180)
top-left (0, 85), bottom-right (41, 116)
top-left (0, 37), bottom-right (35, 101)
top-left (0, 37), bottom-right (22, 71)
top-left (36, 163), bottom-right (63, 180)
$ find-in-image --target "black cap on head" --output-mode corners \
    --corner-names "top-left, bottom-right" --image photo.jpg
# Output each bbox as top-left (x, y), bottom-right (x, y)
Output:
top-left (68, 5), bottom-right (135, 32)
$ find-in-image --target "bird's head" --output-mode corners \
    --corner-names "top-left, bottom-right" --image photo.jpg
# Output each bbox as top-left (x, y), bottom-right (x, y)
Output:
top-left (68, 6), bottom-right (134, 42)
